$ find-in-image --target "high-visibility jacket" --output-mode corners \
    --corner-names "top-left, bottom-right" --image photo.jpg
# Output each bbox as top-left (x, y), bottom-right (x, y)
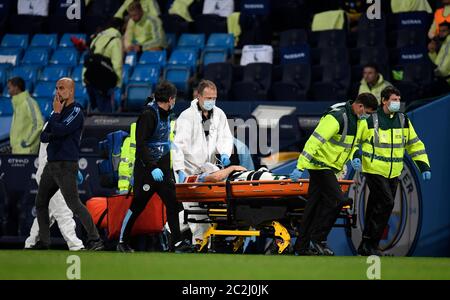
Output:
top-left (296, 101), bottom-right (362, 172)
top-left (118, 123), bottom-right (136, 193)
top-left (311, 10), bottom-right (345, 32)
top-left (124, 13), bottom-right (167, 51)
top-left (359, 108), bottom-right (430, 179)
top-left (358, 74), bottom-right (392, 104)
top-left (430, 6), bottom-right (450, 38)
top-left (391, 0), bottom-right (432, 13)
top-left (429, 35), bottom-right (450, 85)
top-left (10, 91), bottom-right (44, 154)
top-left (168, 0), bottom-right (194, 22)
top-left (114, 0), bottom-right (161, 19)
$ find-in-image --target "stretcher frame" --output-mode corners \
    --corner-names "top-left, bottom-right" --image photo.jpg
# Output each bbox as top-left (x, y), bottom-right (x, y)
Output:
top-left (176, 179), bottom-right (356, 253)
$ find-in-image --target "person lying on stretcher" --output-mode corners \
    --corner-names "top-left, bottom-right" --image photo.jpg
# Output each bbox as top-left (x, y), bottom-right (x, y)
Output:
top-left (182, 163), bottom-right (289, 183)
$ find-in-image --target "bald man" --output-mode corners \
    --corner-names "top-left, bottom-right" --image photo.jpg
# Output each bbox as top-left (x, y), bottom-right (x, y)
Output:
top-left (34, 78), bottom-right (104, 250)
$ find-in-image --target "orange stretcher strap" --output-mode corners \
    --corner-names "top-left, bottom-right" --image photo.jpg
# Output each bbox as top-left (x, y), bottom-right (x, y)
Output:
top-left (176, 179), bottom-right (353, 202)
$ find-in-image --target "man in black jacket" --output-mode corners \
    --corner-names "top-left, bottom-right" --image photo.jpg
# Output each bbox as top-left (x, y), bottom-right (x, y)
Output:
top-left (117, 81), bottom-right (191, 253)
top-left (34, 77), bottom-right (104, 250)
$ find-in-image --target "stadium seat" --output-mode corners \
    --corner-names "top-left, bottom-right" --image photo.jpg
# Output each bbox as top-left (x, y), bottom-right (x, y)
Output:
top-left (139, 50), bottom-right (166, 67)
top-left (59, 33), bottom-right (87, 48)
top-left (75, 84), bottom-right (88, 108)
top-left (319, 47), bottom-right (349, 66)
top-left (163, 65), bottom-right (191, 94)
top-left (166, 33), bottom-right (177, 51)
top-left (1, 34), bottom-right (28, 49)
top-left (122, 64), bottom-right (131, 86)
top-left (10, 65), bottom-right (39, 86)
top-left (0, 48), bottom-right (24, 66)
top-left (201, 48), bottom-right (228, 66)
top-left (79, 51), bottom-right (88, 64)
top-left (272, 64), bottom-right (311, 101)
top-left (161, 14), bottom-right (190, 37)
top-left (358, 13), bottom-right (387, 31)
top-left (0, 100), bottom-right (12, 116)
top-left (22, 48), bottom-right (50, 66)
top-left (207, 33), bottom-right (234, 56)
top-left (168, 49), bottom-right (198, 72)
top-left (395, 63), bottom-right (434, 102)
top-left (193, 14), bottom-right (228, 36)
top-left (358, 47), bottom-right (389, 66)
top-left (71, 65), bottom-right (83, 82)
top-left (280, 44), bottom-right (311, 65)
top-left (394, 11), bottom-right (432, 30)
top-left (129, 65), bottom-right (160, 88)
top-left (33, 82), bottom-right (56, 98)
top-left (49, 48), bottom-right (79, 66)
top-left (311, 63), bottom-right (351, 101)
top-left (277, 114), bottom-right (303, 151)
top-left (232, 63), bottom-right (272, 101)
top-left (0, 64), bottom-right (10, 90)
top-left (36, 98), bottom-right (53, 120)
top-left (177, 33), bottom-right (206, 53)
top-left (395, 29), bottom-right (427, 48)
top-left (124, 51), bottom-right (138, 66)
top-left (30, 34), bottom-right (58, 50)
top-left (357, 29), bottom-right (386, 48)
top-left (126, 84), bottom-right (152, 111)
top-left (316, 30), bottom-right (347, 49)
top-left (40, 65), bottom-right (71, 82)
top-left (203, 62), bottom-right (233, 101)
top-left (279, 29), bottom-right (308, 48)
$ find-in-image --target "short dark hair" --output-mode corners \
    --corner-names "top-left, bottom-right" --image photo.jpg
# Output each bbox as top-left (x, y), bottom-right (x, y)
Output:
top-left (154, 80), bottom-right (177, 103)
top-left (355, 93), bottom-right (378, 111)
top-left (363, 63), bottom-right (379, 73)
top-left (8, 77), bottom-right (25, 92)
top-left (381, 86), bottom-right (401, 101)
top-left (439, 21), bottom-right (450, 28)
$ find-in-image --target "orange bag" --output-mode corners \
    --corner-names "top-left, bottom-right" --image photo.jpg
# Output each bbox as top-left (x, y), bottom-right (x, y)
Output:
top-left (86, 197), bottom-right (108, 229)
top-left (106, 194), bottom-right (167, 239)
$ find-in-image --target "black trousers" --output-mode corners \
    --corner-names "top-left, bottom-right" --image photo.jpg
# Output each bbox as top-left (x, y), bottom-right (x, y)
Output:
top-left (35, 161), bottom-right (100, 245)
top-left (296, 169), bottom-right (346, 250)
top-left (122, 159), bottom-right (181, 246)
top-left (362, 173), bottom-right (398, 247)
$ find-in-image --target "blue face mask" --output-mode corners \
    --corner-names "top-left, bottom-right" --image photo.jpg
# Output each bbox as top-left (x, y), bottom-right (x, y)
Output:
top-left (202, 100), bottom-right (216, 111)
top-left (359, 113), bottom-right (370, 120)
top-left (388, 101), bottom-right (400, 113)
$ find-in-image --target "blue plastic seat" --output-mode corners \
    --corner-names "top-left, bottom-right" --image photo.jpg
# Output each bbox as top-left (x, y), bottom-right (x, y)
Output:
top-left (168, 49), bottom-right (197, 72)
top-left (139, 50), bottom-right (166, 67)
top-left (201, 48), bottom-right (227, 66)
top-left (0, 100), bottom-right (13, 116)
top-left (1, 34), bottom-right (29, 49)
top-left (129, 65), bottom-right (160, 88)
top-left (163, 65), bottom-right (191, 93)
top-left (59, 33), bottom-right (87, 48)
top-left (166, 33), bottom-right (177, 50)
top-left (0, 48), bottom-right (24, 66)
top-left (49, 48), bottom-right (79, 66)
top-left (177, 34), bottom-right (205, 53)
top-left (75, 84), bottom-right (88, 108)
top-left (126, 84), bottom-right (153, 111)
top-left (35, 98), bottom-right (53, 120)
top-left (39, 65), bottom-right (71, 82)
top-left (71, 65), bottom-right (83, 82)
top-left (10, 65), bottom-right (40, 85)
top-left (207, 33), bottom-right (234, 55)
top-left (0, 64), bottom-right (10, 90)
top-left (79, 51), bottom-right (88, 64)
top-left (122, 64), bottom-right (132, 86)
top-left (33, 81), bottom-right (56, 98)
top-left (30, 34), bottom-right (58, 49)
top-left (124, 51), bottom-right (138, 66)
top-left (22, 48), bottom-right (50, 66)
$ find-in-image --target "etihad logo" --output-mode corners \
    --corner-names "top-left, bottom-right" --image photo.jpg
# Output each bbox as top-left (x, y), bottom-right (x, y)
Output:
top-left (8, 158), bottom-right (30, 164)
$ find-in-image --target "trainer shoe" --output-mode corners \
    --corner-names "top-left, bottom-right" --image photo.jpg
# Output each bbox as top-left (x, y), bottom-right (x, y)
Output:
top-left (310, 241), bottom-right (335, 256)
top-left (173, 240), bottom-right (194, 253)
top-left (116, 242), bottom-right (135, 253)
top-left (357, 241), bottom-right (382, 256)
top-left (86, 239), bottom-right (104, 251)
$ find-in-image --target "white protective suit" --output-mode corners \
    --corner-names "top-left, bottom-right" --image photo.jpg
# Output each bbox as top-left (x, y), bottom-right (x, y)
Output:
top-left (173, 99), bottom-right (233, 243)
top-left (24, 137), bottom-right (84, 250)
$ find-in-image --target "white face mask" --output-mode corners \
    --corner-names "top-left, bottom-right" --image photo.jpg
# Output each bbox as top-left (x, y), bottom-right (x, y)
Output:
top-left (202, 100), bottom-right (216, 111)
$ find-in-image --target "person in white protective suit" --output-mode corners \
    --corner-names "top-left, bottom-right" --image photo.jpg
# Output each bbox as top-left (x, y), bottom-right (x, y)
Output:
top-left (24, 123), bottom-right (85, 251)
top-left (173, 79), bottom-right (234, 244)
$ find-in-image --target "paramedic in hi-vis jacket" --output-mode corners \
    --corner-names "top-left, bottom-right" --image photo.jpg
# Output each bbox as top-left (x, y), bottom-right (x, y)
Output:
top-left (117, 81), bottom-right (191, 253)
top-left (357, 86), bottom-right (431, 256)
top-left (173, 79), bottom-right (234, 245)
top-left (290, 93), bottom-right (379, 256)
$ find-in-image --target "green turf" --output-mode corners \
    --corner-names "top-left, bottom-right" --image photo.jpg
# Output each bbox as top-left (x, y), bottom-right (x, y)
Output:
top-left (1, 250), bottom-right (450, 280)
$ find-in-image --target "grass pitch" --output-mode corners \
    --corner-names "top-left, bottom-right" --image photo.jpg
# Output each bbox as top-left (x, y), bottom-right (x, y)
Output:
top-left (1, 250), bottom-right (450, 280)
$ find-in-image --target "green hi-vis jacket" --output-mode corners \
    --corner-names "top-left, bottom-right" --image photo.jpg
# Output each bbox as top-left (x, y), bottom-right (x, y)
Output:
top-left (10, 91), bottom-right (44, 154)
top-left (118, 122), bottom-right (136, 193)
top-left (359, 108), bottom-right (431, 179)
top-left (296, 101), bottom-right (362, 172)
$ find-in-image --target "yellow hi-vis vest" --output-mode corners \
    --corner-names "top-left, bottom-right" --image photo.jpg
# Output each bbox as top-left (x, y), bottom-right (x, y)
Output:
top-left (118, 122), bottom-right (136, 193)
top-left (360, 108), bottom-right (430, 179)
top-left (296, 101), bottom-right (362, 172)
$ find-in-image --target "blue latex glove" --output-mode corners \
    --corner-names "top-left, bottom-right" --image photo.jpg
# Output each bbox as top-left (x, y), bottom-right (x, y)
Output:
top-left (220, 154), bottom-right (231, 167)
top-left (290, 169), bottom-right (303, 182)
top-left (151, 168), bottom-right (164, 182)
top-left (177, 170), bottom-right (186, 183)
top-left (422, 171), bottom-right (431, 181)
top-left (76, 170), bottom-right (83, 185)
top-left (351, 158), bottom-right (362, 171)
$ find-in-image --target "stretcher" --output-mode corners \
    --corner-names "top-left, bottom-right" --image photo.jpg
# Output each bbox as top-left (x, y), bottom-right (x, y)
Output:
top-left (176, 179), bottom-right (356, 254)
